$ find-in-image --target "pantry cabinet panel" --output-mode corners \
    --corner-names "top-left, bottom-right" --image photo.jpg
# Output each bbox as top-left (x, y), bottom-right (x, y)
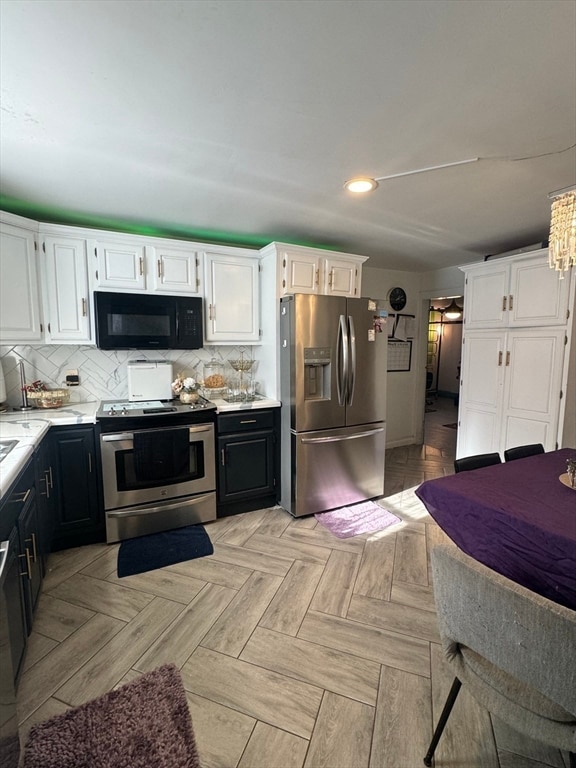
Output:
top-left (501, 329), bottom-right (565, 449)
top-left (43, 236), bottom-right (91, 342)
top-left (508, 256), bottom-right (571, 327)
top-left (204, 252), bottom-right (260, 343)
top-left (0, 223), bottom-right (43, 342)
top-left (463, 250), bottom-right (571, 330)
top-left (148, 245), bottom-right (200, 294)
top-left (463, 263), bottom-right (509, 329)
top-left (95, 240), bottom-right (146, 290)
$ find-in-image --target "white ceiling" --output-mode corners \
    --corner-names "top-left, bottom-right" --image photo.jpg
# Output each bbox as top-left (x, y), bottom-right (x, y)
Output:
top-left (1, 0), bottom-right (575, 271)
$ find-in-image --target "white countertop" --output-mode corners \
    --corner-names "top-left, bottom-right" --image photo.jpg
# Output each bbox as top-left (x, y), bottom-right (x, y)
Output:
top-left (213, 396), bottom-right (281, 412)
top-left (0, 403), bottom-right (99, 498)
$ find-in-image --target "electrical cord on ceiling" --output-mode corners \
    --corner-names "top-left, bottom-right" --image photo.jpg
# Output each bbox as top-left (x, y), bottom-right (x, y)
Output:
top-left (508, 142), bottom-right (576, 162)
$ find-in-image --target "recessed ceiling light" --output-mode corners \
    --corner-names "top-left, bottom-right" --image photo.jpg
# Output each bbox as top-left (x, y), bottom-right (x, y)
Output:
top-left (344, 177), bottom-right (379, 193)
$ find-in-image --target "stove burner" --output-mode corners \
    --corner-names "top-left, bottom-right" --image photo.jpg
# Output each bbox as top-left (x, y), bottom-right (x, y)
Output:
top-left (96, 396), bottom-right (216, 421)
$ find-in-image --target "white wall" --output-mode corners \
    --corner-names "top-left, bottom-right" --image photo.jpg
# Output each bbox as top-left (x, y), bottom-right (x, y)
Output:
top-left (361, 267), bottom-right (423, 448)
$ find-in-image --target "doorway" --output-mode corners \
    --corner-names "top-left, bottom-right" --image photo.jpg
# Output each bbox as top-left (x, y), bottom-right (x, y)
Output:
top-left (424, 297), bottom-right (463, 456)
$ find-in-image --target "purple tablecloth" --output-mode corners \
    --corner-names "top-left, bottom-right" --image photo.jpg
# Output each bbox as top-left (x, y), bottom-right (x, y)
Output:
top-left (416, 448), bottom-right (576, 610)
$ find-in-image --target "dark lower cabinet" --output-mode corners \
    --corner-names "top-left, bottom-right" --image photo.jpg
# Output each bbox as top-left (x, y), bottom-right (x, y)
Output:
top-left (50, 425), bottom-right (104, 550)
top-left (3, 526), bottom-right (27, 683)
top-left (217, 408), bottom-right (280, 517)
top-left (0, 458), bottom-right (40, 683)
top-left (35, 433), bottom-right (57, 571)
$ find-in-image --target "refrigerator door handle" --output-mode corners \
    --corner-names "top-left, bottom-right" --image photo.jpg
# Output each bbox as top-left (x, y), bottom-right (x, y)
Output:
top-left (337, 314), bottom-right (348, 406)
top-left (301, 427), bottom-right (385, 444)
top-left (347, 315), bottom-right (356, 406)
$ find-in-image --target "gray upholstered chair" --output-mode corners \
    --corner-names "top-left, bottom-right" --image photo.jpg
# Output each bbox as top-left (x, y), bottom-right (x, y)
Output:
top-left (425, 545), bottom-right (576, 767)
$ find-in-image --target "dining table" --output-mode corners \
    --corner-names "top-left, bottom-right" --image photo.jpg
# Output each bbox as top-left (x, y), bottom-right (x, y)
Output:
top-left (416, 447), bottom-right (576, 611)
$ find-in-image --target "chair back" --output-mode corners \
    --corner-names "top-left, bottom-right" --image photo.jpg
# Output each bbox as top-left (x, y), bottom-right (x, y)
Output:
top-left (454, 452), bottom-right (501, 473)
top-left (504, 443), bottom-right (545, 462)
top-left (431, 545), bottom-right (576, 716)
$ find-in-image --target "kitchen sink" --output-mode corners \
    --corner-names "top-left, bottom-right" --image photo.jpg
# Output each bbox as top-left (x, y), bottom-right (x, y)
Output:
top-left (0, 440), bottom-right (18, 463)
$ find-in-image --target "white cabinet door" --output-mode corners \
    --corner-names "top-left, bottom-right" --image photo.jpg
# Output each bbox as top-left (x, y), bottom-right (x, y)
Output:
top-left (323, 256), bottom-right (359, 296)
top-left (501, 328), bottom-right (565, 452)
top-left (204, 252), bottom-right (260, 343)
top-left (95, 240), bottom-right (146, 290)
top-left (463, 250), bottom-right (571, 330)
top-left (149, 245), bottom-right (200, 294)
top-left (43, 236), bottom-right (91, 343)
top-left (0, 224), bottom-right (43, 342)
top-left (456, 331), bottom-right (505, 457)
top-left (463, 262), bottom-right (509, 329)
top-left (282, 249), bottom-right (319, 294)
top-left (508, 255), bottom-right (571, 327)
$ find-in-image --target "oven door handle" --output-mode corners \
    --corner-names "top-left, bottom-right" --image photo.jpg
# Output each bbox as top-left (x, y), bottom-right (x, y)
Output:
top-left (101, 425), bottom-right (212, 443)
top-left (107, 493), bottom-right (214, 517)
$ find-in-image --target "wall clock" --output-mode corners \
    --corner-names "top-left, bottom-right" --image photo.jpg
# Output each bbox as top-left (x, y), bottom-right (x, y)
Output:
top-left (388, 286), bottom-right (407, 311)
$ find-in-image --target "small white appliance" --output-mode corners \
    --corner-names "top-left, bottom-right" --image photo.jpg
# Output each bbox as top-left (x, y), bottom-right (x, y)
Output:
top-left (127, 360), bottom-right (173, 402)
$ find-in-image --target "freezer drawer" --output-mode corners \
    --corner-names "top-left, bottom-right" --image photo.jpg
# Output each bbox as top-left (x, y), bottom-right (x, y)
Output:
top-left (282, 422), bottom-right (386, 517)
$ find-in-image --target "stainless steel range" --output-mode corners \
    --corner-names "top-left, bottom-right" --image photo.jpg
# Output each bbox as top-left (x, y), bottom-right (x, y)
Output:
top-left (96, 398), bottom-right (217, 543)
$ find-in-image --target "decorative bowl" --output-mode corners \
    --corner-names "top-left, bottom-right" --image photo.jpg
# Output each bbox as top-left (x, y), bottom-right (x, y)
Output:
top-left (27, 389), bottom-right (70, 409)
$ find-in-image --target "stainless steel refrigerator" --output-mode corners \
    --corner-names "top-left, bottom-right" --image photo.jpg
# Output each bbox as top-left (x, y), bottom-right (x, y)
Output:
top-left (279, 293), bottom-right (387, 517)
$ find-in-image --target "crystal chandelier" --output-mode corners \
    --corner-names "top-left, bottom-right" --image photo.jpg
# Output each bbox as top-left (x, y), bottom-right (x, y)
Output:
top-left (548, 188), bottom-right (576, 278)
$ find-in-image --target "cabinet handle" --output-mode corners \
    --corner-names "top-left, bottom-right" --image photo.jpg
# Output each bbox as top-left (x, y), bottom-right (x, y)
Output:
top-left (26, 533), bottom-right (38, 563)
top-left (498, 351), bottom-right (503, 366)
top-left (220, 448), bottom-right (225, 466)
top-left (157, 259), bottom-right (162, 278)
top-left (329, 269), bottom-right (334, 289)
top-left (88, 452), bottom-right (92, 473)
top-left (19, 550), bottom-right (32, 580)
top-left (139, 256), bottom-right (144, 276)
top-left (47, 466), bottom-right (53, 490)
top-left (239, 419), bottom-right (257, 424)
top-left (509, 294), bottom-right (513, 310)
top-left (81, 298), bottom-right (87, 316)
top-left (505, 351), bottom-right (510, 366)
top-left (11, 488), bottom-right (31, 504)
top-left (502, 296), bottom-right (507, 311)
top-left (315, 269), bottom-right (319, 287)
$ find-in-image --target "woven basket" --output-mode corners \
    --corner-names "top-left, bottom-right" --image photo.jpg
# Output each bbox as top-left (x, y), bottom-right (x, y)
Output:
top-left (27, 389), bottom-right (70, 409)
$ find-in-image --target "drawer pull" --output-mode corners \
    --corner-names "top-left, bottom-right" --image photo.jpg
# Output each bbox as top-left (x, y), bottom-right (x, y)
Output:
top-left (221, 448), bottom-right (226, 466)
top-left (19, 550), bottom-right (32, 580)
top-left (239, 419), bottom-right (257, 424)
top-left (12, 488), bottom-right (31, 504)
top-left (28, 533), bottom-right (38, 562)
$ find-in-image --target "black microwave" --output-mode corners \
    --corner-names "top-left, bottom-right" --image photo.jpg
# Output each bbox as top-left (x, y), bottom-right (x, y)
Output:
top-left (94, 292), bottom-right (203, 350)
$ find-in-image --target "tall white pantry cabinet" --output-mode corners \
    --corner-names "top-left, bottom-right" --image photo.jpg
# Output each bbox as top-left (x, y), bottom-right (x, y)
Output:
top-left (456, 249), bottom-right (575, 458)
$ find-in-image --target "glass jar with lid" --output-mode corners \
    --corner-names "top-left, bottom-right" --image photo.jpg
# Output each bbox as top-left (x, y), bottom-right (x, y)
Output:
top-left (203, 359), bottom-right (226, 391)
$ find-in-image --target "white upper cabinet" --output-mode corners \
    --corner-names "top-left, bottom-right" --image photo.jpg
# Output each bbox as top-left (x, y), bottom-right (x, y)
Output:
top-left (147, 244), bottom-right (200, 294)
top-left (463, 250), bottom-right (571, 329)
top-left (92, 234), bottom-right (201, 294)
top-left (262, 243), bottom-right (366, 297)
top-left (42, 234), bottom-right (92, 343)
top-left (0, 218), bottom-right (43, 343)
top-left (203, 250), bottom-right (260, 343)
top-left (93, 238), bottom-right (146, 290)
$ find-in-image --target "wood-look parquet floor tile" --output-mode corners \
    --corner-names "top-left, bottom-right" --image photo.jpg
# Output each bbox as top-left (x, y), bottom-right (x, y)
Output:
top-left (16, 398), bottom-right (566, 767)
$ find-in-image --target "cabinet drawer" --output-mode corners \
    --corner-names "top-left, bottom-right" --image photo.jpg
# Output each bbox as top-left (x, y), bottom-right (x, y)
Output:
top-left (218, 410), bottom-right (274, 434)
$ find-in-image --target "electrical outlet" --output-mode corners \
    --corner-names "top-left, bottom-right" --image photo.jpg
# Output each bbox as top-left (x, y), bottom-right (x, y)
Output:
top-left (65, 369), bottom-right (80, 386)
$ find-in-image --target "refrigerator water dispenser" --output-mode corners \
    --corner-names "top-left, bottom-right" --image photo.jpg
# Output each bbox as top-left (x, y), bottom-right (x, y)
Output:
top-left (304, 348), bottom-right (331, 400)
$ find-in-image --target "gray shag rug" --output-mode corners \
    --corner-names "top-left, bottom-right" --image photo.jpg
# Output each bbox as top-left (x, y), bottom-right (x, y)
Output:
top-left (22, 664), bottom-right (201, 767)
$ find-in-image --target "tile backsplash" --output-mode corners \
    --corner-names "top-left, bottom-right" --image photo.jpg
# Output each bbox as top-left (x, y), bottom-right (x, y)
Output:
top-left (0, 344), bottom-right (252, 407)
